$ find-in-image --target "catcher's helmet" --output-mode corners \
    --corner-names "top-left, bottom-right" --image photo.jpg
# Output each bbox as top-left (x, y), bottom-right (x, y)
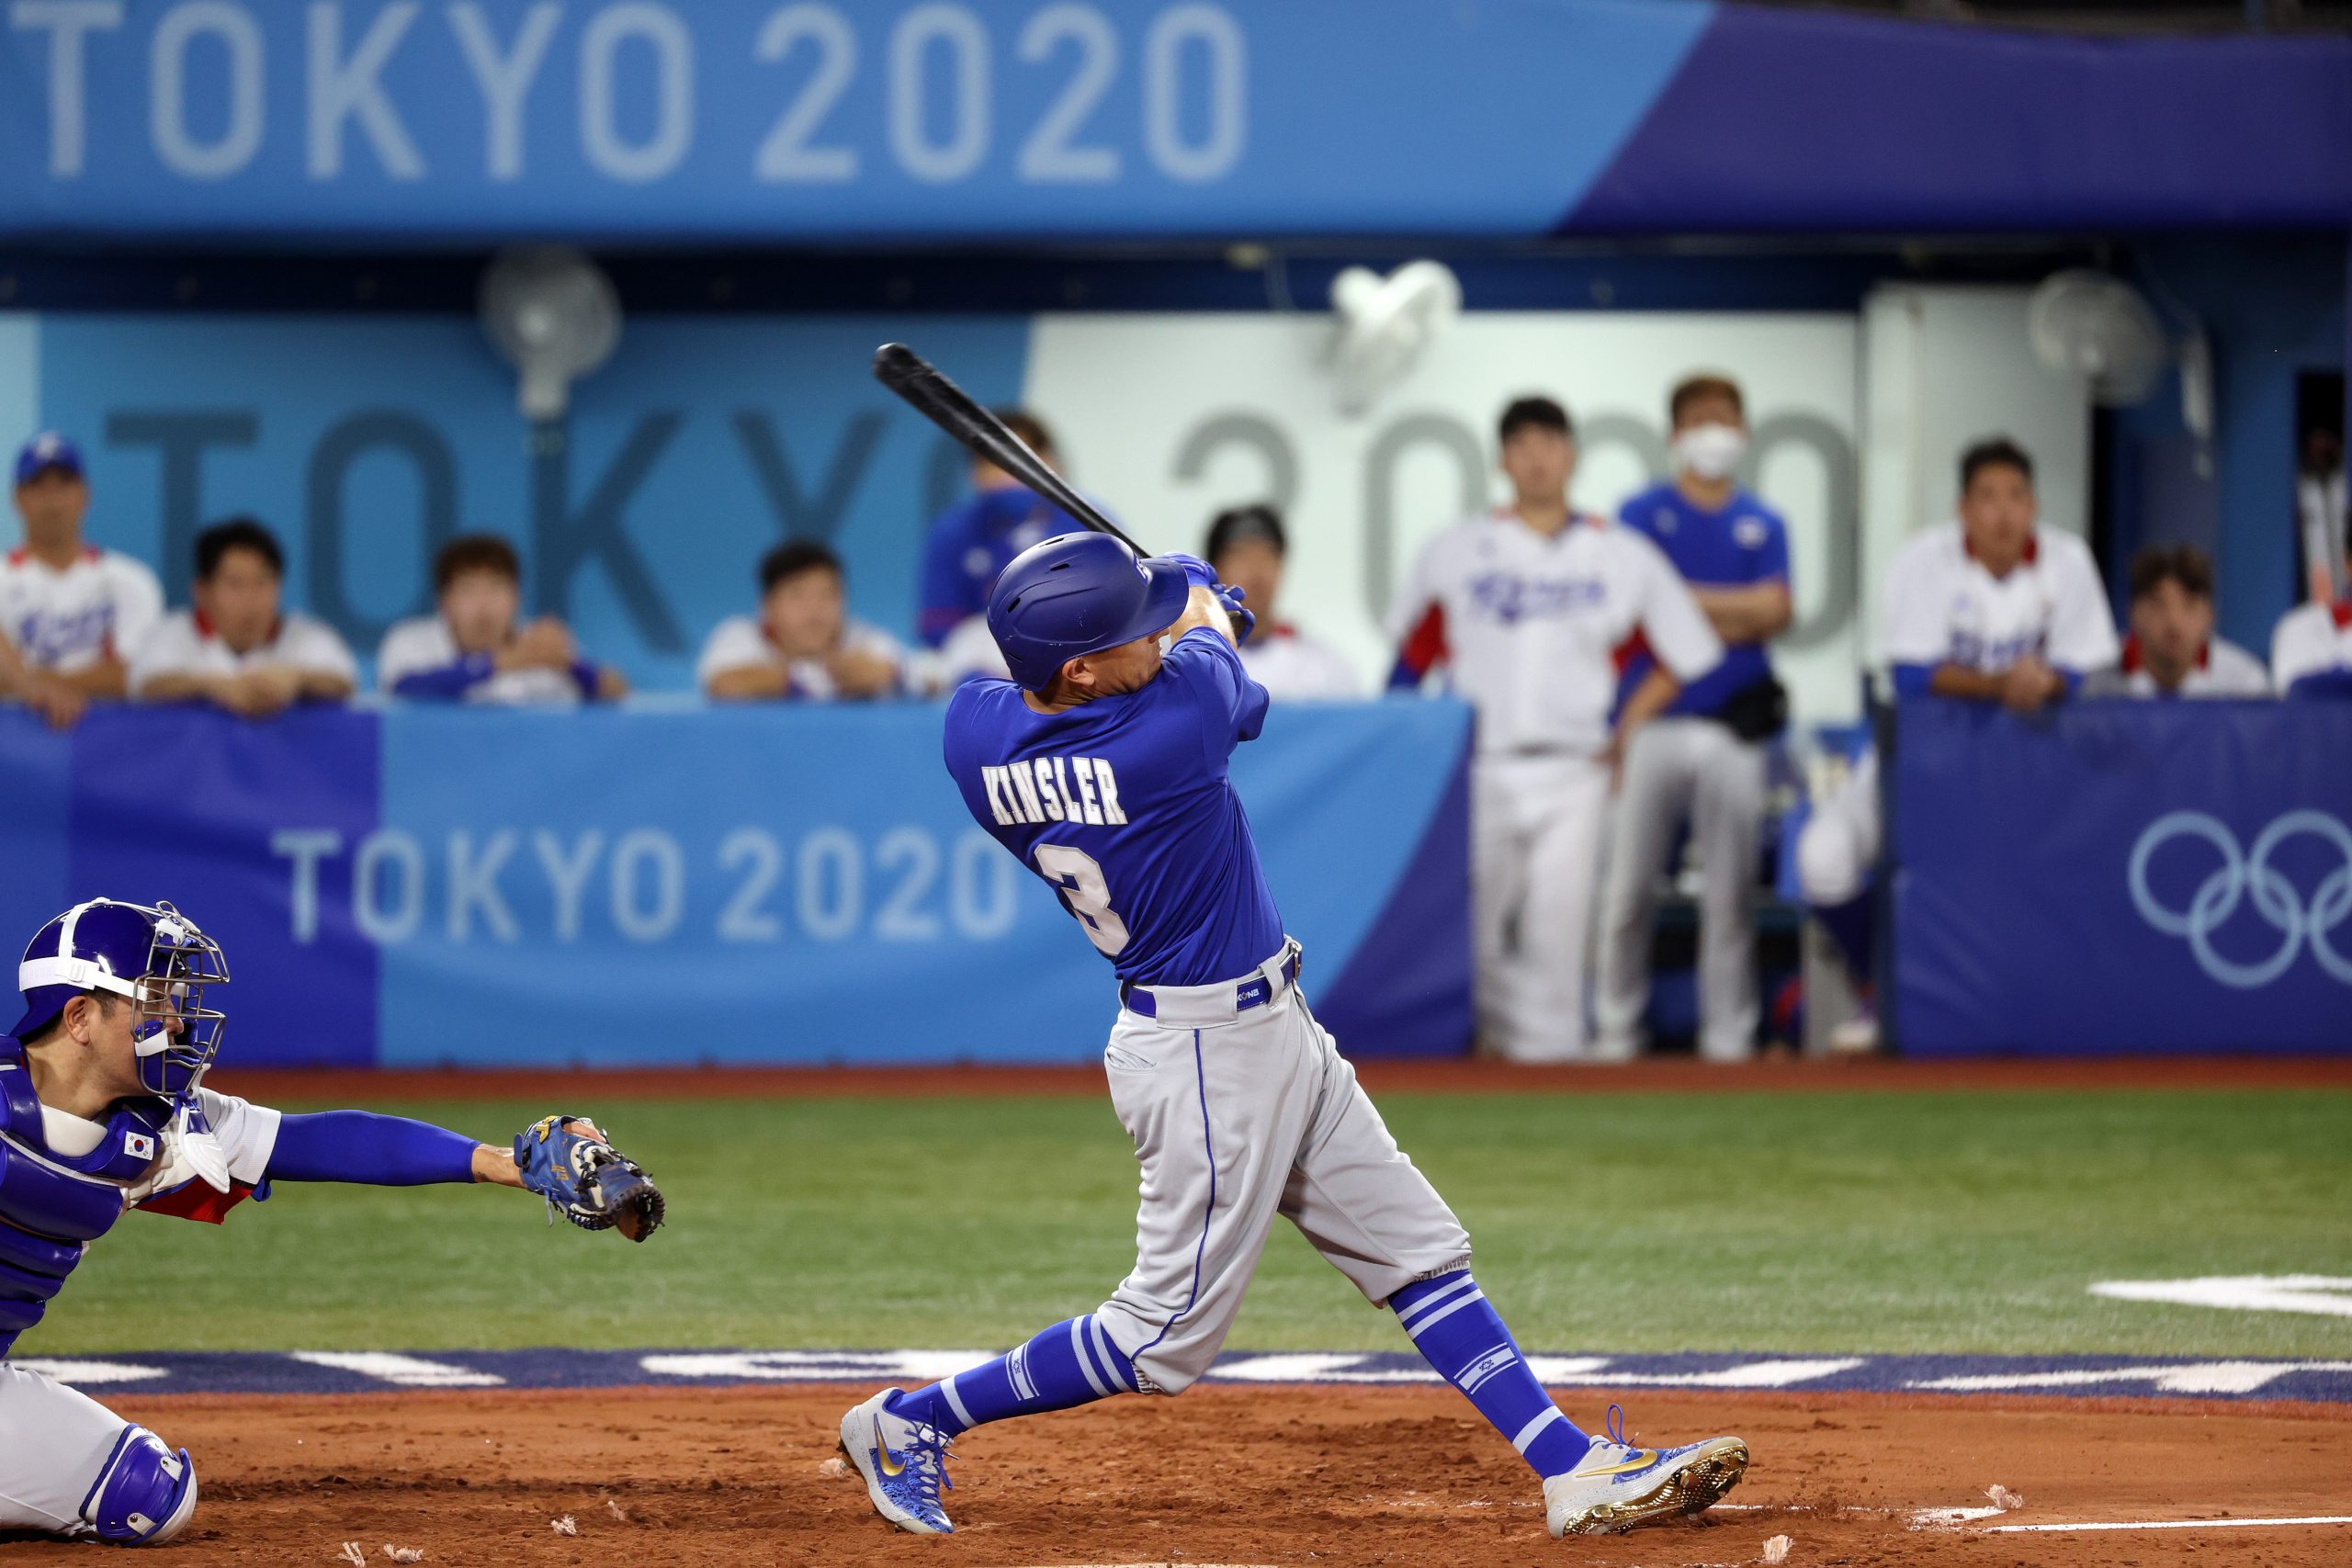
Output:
top-left (15, 898), bottom-right (230, 1098)
top-left (986, 532), bottom-right (1191, 691)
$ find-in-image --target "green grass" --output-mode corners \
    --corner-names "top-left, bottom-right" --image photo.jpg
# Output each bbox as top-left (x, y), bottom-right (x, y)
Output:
top-left (26, 1088), bottom-right (2352, 1359)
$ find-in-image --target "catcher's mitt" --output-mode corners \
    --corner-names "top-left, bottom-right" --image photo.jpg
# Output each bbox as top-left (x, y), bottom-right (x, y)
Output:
top-left (513, 1115), bottom-right (665, 1242)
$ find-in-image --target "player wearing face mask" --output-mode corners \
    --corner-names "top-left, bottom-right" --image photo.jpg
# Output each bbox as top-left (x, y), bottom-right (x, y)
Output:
top-left (1593, 375), bottom-right (1793, 1063)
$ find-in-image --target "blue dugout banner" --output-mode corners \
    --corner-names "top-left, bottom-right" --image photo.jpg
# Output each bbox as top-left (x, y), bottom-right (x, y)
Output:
top-left (0, 1), bottom-right (2342, 243)
top-left (0, 699), bottom-right (1473, 1066)
top-left (1890, 698), bottom-right (2352, 1056)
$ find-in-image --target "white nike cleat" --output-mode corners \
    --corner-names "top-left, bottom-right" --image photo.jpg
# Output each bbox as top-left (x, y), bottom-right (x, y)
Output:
top-left (1543, 1405), bottom-right (1748, 1538)
top-left (836, 1387), bottom-right (956, 1534)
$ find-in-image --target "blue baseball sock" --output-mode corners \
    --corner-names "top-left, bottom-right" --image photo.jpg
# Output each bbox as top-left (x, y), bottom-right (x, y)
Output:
top-left (1392, 1270), bottom-right (1591, 1479)
top-left (886, 1315), bottom-right (1136, 1438)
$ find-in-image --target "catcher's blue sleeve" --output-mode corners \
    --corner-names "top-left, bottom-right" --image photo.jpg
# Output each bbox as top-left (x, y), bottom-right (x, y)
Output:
top-left (265, 1111), bottom-right (479, 1185)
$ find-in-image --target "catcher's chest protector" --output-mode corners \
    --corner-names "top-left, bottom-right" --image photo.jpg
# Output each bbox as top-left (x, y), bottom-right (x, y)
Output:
top-left (0, 1040), bottom-right (166, 1356)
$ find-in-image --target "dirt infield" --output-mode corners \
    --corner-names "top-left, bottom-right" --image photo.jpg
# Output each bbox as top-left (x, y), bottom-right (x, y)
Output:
top-left (207, 1054), bottom-right (2352, 1105)
top-left (9, 1385), bottom-right (2344, 1567)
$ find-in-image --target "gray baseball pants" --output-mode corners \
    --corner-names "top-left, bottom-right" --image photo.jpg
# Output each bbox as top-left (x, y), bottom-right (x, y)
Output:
top-left (1593, 717), bottom-right (1768, 1062)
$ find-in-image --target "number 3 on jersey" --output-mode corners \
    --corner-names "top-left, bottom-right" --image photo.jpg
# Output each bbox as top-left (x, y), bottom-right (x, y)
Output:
top-left (1035, 844), bottom-right (1129, 956)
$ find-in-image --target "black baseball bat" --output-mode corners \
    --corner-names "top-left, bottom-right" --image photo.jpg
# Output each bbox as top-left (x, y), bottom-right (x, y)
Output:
top-left (872, 342), bottom-right (1148, 556)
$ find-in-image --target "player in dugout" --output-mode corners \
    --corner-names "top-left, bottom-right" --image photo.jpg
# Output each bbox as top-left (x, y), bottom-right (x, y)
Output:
top-left (0, 897), bottom-right (661, 1546)
top-left (698, 538), bottom-right (907, 702)
top-left (376, 534), bottom-right (628, 705)
top-left (0, 433), bottom-right (164, 731)
top-left (1797, 436), bottom-right (2119, 1048)
top-left (130, 517), bottom-right (359, 716)
top-left (1387, 396), bottom-right (1723, 1063)
top-left (1593, 374), bottom-right (1792, 1064)
top-left (915, 409), bottom-right (1099, 680)
top-left (2083, 545), bottom-right (2269, 698)
top-left (2271, 526), bottom-right (2352, 699)
top-left (1203, 503), bottom-right (1361, 700)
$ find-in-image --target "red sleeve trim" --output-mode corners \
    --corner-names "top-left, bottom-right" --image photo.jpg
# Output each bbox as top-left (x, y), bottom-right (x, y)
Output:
top-left (1390, 604), bottom-right (1448, 688)
top-left (1613, 626), bottom-right (1653, 677)
top-left (137, 1180), bottom-right (258, 1225)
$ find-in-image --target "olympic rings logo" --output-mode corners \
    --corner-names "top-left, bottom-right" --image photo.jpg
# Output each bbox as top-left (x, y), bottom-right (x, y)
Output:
top-left (2127, 811), bottom-right (2352, 989)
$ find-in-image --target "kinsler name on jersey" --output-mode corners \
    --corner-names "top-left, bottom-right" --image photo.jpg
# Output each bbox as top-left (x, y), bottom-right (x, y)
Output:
top-left (978, 756), bottom-right (1130, 828)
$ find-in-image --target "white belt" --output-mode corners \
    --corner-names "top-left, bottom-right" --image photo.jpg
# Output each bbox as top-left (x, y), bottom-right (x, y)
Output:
top-left (1120, 939), bottom-right (1302, 1029)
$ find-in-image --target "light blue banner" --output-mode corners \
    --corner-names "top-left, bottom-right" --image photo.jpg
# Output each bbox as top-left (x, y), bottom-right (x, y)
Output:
top-left (0, 0), bottom-right (1710, 240)
top-left (0, 699), bottom-right (1474, 1065)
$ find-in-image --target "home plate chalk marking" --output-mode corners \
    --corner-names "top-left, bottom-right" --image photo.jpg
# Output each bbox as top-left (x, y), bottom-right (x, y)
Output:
top-left (1980, 1515), bottom-right (2352, 1535)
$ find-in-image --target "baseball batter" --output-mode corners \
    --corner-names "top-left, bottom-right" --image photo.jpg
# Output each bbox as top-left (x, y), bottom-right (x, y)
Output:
top-left (1387, 397), bottom-right (1723, 1061)
top-left (0, 897), bottom-right (661, 1546)
top-left (837, 530), bottom-right (1747, 1540)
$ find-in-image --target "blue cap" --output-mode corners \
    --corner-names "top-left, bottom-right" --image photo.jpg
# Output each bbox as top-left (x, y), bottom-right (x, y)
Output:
top-left (987, 532), bottom-right (1192, 691)
top-left (14, 432), bottom-right (84, 488)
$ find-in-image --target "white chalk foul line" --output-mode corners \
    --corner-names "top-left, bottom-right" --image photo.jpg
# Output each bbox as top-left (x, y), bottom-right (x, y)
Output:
top-left (1980, 1515), bottom-right (2352, 1535)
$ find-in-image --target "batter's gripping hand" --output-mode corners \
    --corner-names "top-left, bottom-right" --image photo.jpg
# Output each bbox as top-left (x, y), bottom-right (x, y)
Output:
top-left (1212, 583), bottom-right (1257, 646)
top-left (513, 1115), bottom-right (665, 1242)
top-left (1159, 552), bottom-right (1219, 590)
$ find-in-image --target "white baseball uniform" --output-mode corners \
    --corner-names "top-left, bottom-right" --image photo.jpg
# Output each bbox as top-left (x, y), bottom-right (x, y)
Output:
top-left (2271, 600), bottom-right (2352, 694)
top-left (2083, 635), bottom-right (2270, 699)
top-left (1389, 510), bottom-right (1722, 1061)
top-left (695, 615), bottom-right (908, 701)
top-left (0, 1087), bottom-right (277, 1540)
top-left (1879, 524), bottom-right (2120, 681)
top-left (0, 547), bottom-right (163, 675)
top-left (1799, 524), bottom-right (2120, 908)
top-left (128, 610), bottom-right (358, 695)
top-left (909, 615), bottom-right (1012, 696)
top-left (1238, 622), bottom-right (1362, 701)
top-left (376, 615), bottom-right (583, 705)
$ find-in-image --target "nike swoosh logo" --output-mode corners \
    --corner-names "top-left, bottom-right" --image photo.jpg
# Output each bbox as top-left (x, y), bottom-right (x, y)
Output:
top-left (1575, 1449), bottom-right (1658, 1479)
top-left (873, 1415), bottom-right (905, 1478)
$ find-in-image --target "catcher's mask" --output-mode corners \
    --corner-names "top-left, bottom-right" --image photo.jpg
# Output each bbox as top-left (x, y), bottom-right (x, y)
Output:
top-left (16, 898), bottom-right (231, 1100)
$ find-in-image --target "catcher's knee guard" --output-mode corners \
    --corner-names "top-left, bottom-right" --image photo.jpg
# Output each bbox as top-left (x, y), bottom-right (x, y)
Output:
top-left (81, 1427), bottom-right (198, 1546)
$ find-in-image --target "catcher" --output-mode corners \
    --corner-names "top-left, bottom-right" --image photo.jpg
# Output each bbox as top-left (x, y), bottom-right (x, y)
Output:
top-left (0, 897), bottom-right (663, 1546)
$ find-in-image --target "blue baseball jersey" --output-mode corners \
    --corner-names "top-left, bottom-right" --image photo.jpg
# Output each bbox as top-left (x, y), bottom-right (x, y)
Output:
top-left (1616, 482), bottom-right (1789, 717)
top-left (919, 489), bottom-right (1094, 648)
top-left (942, 628), bottom-right (1283, 987)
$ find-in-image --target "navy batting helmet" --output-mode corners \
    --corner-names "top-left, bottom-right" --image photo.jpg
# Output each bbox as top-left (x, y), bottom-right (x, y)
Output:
top-left (987, 533), bottom-right (1191, 691)
top-left (15, 899), bottom-right (229, 1098)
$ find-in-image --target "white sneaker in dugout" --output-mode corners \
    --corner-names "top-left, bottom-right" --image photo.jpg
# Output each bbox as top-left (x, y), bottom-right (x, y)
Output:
top-left (1543, 1407), bottom-right (1748, 1538)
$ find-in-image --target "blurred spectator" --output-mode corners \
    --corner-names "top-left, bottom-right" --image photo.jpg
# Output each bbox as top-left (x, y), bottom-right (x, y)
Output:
top-left (378, 535), bottom-right (628, 705)
top-left (0, 432), bottom-right (162, 728)
top-left (2082, 546), bottom-right (2267, 698)
top-left (2271, 532), bottom-right (2352, 699)
top-left (1882, 438), bottom-right (2118, 707)
top-left (699, 539), bottom-right (905, 702)
top-left (130, 517), bottom-right (357, 716)
top-left (1798, 436), bottom-right (2117, 1050)
top-left (1204, 504), bottom-right (1360, 700)
top-left (1389, 395), bottom-right (1721, 1063)
top-left (1594, 374), bottom-right (1792, 1063)
top-left (916, 411), bottom-right (1098, 659)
